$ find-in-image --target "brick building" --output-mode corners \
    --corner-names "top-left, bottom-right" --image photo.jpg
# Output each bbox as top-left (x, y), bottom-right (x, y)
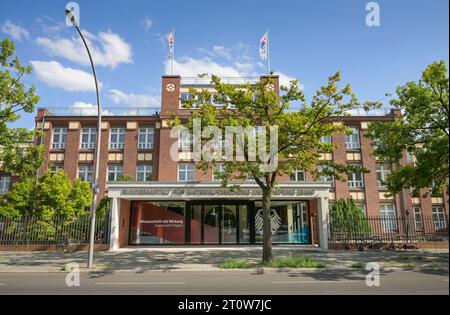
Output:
top-left (34, 75), bottom-right (449, 250)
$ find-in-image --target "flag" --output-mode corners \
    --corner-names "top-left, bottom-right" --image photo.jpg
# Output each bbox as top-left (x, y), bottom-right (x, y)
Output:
top-left (167, 31), bottom-right (174, 58)
top-left (259, 32), bottom-right (268, 60)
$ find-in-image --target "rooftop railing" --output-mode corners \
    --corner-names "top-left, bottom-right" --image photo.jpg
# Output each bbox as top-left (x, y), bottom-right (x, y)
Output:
top-left (41, 105), bottom-right (394, 117)
top-left (181, 76), bottom-right (260, 85)
top-left (44, 106), bottom-right (161, 117)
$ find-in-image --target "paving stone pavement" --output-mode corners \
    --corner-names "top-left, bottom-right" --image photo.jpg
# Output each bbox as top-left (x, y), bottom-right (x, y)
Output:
top-left (0, 246), bottom-right (448, 273)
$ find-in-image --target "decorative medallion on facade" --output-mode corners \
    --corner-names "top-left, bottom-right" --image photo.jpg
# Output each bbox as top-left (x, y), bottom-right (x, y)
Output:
top-left (166, 82), bottom-right (176, 92)
top-left (266, 83), bottom-right (275, 91)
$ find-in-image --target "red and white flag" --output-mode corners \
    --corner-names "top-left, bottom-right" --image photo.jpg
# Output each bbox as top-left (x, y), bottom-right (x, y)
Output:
top-left (167, 31), bottom-right (174, 58)
top-left (259, 32), bottom-right (268, 60)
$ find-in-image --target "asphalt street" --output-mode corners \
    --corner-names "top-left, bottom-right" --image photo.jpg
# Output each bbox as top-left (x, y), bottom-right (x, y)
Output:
top-left (0, 269), bottom-right (448, 295)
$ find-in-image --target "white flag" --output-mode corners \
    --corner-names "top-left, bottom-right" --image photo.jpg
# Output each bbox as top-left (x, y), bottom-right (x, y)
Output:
top-left (259, 32), bottom-right (268, 60)
top-left (167, 31), bottom-right (174, 58)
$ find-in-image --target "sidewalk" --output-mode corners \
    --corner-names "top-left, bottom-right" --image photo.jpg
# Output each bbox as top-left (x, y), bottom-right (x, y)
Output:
top-left (0, 246), bottom-right (448, 273)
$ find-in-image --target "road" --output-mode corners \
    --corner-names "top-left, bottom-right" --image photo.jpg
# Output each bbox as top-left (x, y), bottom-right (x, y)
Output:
top-left (0, 269), bottom-right (448, 295)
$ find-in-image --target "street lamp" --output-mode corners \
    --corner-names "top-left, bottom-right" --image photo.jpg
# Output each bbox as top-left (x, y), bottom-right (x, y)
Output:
top-left (65, 8), bottom-right (102, 268)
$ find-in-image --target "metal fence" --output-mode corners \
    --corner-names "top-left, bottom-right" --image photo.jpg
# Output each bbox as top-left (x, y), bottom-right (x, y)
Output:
top-left (0, 216), bottom-right (110, 245)
top-left (328, 215), bottom-right (449, 244)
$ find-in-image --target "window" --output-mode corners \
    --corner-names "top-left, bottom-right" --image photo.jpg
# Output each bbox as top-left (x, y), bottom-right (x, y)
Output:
top-left (290, 169), bottom-right (305, 182)
top-left (344, 127), bottom-right (360, 149)
top-left (52, 127), bottom-right (67, 149)
top-left (320, 135), bottom-right (332, 143)
top-left (432, 207), bottom-right (446, 229)
top-left (81, 128), bottom-right (96, 149)
top-left (0, 177), bottom-right (11, 195)
top-left (413, 207), bottom-right (423, 229)
top-left (108, 165), bottom-right (123, 182)
top-left (138, 128), bottom-right (154, 149)
top-left (78, 165), bottom-right (93, 183)
top-left (180, 92), bottom-right (198, 109)
top-left (380, 203), bottom-right (396, 230)
top-left (356, 203), bottom-right (367, 216)
top-left (179, 130), bottom-right (193, 149)
top-left (178, 163), bottom-right (194, 182)
top-left (136, 164), bottom-right (153, 182)
top-left (406, 151), bottom-right (413, 163)
top-left (348, 170), bottom-right (364, 188)
top-left (376, 163), bottom-right (391, 188)
top-left (317, 165), bottom-right (334, 187)
top-left (50, 164), bottom-right (64, 173)
top-left (109, 128), bottom-right (125, 149)
top-left (212, 163), bottom-right (226, 181)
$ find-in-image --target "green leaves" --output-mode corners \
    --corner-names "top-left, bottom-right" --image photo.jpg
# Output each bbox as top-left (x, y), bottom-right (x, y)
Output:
top-left (1, 37), bottom-right (43, 181)
top-left (366, 60), bottom-right (449, 195)
top-left (0, 170), bottom-right (92, 219)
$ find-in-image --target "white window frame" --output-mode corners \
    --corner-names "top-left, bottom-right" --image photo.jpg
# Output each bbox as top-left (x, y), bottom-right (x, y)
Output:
top-left (380, 203), bottom-right (396, 231)
top-left (78, 165), bottom-right (93, 183)
top-left (52, 127), bottom-right (67, 149)
top-left (376, 163), bottom-right (391, 188)
top-left (317, 165), bottom-right (335, 187)
top-left (290, 169), bottom-right (305, 182)
top-left (80, 127), bottom-right (96, 150)
top-left (356, 203), bottom-right (367, 216)
top-left (108, 165), bottom-right (123, 182)
top-left (109, 128), bottom-right (125, 149)
top-left (348, 171), bottom-right (364, 188)
top-left (178, 130), bottom-right (193, 149)
top-left (432, 206), bottom-right (446, 229)
top-left (178, 163), bottom-right (194, 182)
top-left (212, 163), bottom-right (227, 181)
top-left (345, 127), bottom-right (360, 149)
top-left (0, 176), bottom-right (11, 195)
top-left (138, 128), bottom-right (154, 149)
top-left (180, 92), bottom-right (200, 109)
top-left (320, 135), bottom-right (332, 143)
top-left (50, 164), bottom-right (64, 174)
top-left (413, 207), bottom-right (423, 229)
top-left (136, 164), bottom-right (153, 182)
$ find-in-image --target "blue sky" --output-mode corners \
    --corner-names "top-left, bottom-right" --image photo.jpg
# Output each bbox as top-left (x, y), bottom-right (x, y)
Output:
top-left (1, 0), bottom-right (449, 129)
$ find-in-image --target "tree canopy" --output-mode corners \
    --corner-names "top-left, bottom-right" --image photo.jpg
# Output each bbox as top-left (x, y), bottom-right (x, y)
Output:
top-left (170, 72), bottom-right (373, 262)
top-left (0, 169), bottom-right (92, 219)
top-left (0, 37), bottom-right (43, 178)
top-left (366, 60), bottom-right (449, 195)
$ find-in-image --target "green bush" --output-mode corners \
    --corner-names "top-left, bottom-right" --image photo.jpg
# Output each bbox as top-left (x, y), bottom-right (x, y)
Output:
top-left (329, 198), bottom-right (372, 241)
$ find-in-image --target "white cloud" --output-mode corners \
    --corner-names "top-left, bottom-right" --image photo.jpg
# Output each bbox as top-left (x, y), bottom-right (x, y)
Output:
top-left (36, 16), bottom-right (65, 34)
top-left (1, 20), bottom-right (29, 42)
top-left (30, 60), bottom-right (103, 92)
top-left (170, 43), bottom-right (301, 89)
top-left (36, 30), bottom-right (133, 69)
top-left (140, 18), bottom-right (153, 31)
top-left (109, 89), bottom-right (160, 107)
top-left (70, 101), bottom-right (113, 116)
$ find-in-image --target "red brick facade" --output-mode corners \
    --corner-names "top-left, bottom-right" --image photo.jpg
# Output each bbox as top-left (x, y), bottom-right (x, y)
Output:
top-left (32, 75), bottom-right (449, 222)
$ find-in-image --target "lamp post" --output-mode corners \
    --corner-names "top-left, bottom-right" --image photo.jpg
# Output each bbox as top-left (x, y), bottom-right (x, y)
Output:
top-left (65, 9), bottom-right (102, 268)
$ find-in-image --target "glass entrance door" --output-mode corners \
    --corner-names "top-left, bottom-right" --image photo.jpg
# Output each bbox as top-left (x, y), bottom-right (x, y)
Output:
top-left (188, 202), bottom-right (252, 244)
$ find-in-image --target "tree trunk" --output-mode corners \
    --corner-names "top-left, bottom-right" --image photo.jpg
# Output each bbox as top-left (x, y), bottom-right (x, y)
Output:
top-left (262, 188), bottom-right (272, 263)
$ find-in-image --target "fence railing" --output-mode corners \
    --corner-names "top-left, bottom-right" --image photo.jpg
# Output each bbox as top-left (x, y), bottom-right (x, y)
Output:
top-left (328, 215), bottom-right (449, 244)
top-left (0, 216), bottom-right (110, 245)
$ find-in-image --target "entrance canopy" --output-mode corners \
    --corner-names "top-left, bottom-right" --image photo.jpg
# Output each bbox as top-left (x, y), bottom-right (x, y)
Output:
top-left (106, 181), bottom-right (331, 250)
top-left (107, 181), bottom-right (331, 201)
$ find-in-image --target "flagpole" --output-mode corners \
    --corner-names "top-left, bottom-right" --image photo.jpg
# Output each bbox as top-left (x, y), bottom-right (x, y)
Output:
top-left (267, 30), bottom-right (271, 76)
top-left (171, 27), bottom-right (175, 75)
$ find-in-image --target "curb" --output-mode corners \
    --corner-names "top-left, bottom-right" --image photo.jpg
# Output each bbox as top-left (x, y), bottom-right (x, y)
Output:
top-left (0, 266), bottom-right (447, 274)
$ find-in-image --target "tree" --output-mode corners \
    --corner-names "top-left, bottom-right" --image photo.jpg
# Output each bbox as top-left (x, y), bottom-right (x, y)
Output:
top-left (366, 60), bottom-right (449, 196)
top-left (0, 169), bottom-right (92, 219)
top-left (0, 37), bottom-right (42, 178)
top-left (329, 198), bottom-right (371, 244)
top-left (170, 73), bottom-right (372, 263)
